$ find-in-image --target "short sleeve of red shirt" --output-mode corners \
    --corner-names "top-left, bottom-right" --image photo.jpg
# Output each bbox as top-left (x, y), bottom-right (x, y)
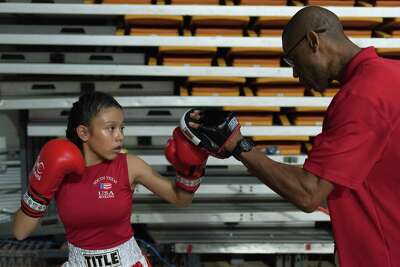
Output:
top-left (303, 93), bottom-right (390, 190)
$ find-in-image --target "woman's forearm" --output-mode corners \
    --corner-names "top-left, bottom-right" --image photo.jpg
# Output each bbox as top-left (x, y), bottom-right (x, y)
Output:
top-left (12, 209), bottom-right (40, 240)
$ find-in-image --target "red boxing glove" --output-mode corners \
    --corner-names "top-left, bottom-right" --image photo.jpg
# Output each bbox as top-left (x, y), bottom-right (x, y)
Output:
top-left (21, 138), bottom-right (85, 218)
top-left (165, 128), bottom-right (209, 193)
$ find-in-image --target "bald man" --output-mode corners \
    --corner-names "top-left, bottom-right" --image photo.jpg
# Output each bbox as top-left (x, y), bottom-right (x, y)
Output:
top-left (186, 6), bottom-right (400, 267)
top-left (279, 7), bottom-right (400, 267)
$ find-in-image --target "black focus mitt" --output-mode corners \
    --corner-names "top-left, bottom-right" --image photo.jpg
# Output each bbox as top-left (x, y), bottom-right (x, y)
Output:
top-left (179, 108), bottom-right (241, 158)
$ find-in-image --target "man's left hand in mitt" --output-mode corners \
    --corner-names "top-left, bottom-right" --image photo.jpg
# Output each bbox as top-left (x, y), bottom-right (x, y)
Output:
top-left (179, 108), bottom-right (246, 159)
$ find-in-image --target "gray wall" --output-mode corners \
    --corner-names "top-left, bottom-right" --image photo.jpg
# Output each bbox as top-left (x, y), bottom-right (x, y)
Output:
top-left (0, 111), bottom-right (20, 153)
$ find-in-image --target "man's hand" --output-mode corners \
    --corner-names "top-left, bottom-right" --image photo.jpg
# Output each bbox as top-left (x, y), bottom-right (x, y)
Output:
top-left (180, 108), bottom-right (243, 158)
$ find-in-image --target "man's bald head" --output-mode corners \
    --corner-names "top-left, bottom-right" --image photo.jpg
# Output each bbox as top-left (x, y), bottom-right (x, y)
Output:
top-left (280, 6), bottom-right (360, 92)
top-left (283, 6), bottom-right (345, 53)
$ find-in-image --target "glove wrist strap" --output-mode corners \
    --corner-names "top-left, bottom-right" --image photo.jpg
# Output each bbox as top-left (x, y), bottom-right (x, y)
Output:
top-left (175, 175), bottom-right (202, 193)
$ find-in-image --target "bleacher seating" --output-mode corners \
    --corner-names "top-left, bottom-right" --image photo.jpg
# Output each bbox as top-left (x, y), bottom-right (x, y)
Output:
top-left (1, 2), bottom-right (400, 265)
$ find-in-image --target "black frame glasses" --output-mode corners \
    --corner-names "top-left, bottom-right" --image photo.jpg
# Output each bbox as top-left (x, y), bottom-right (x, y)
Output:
top-left (283, 28), bottom-right (326, 67)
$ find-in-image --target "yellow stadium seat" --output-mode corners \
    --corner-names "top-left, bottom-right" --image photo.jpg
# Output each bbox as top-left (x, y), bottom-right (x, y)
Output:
top-left (188, 76), bottom-right (245, 84)
top-left (340, 17), bottom-right (383, 28)
top-left (103, 0), bottom-right (152, 3)
top-left (240, 0), bottom-right (287, 5)
top-left (258, 29), bottom-right (284, 37)
top-left (323, 88), bottom-right (340, 97)
top-left (191, 16), bottom-right (250, 37)
top-left (191, 87), bottom-right (241, 96)
top-left (170, 0), bottom-right (220, 3)
top-left (231, 57), bottom-right (281, 67)
top-left (307, 0), bottom-right (354, 6)
top-left (162, 57), bottom-right (213, 66)
top-left (344, 30), bottom-right (371, 37)
top-left (392, 30), bottom-right (400, 37)
top-left (375, 0), bottom-right (400, 6)
top-left (237, 115), bottom-right (274, 126)
top-left (191, 16), bottom-right (250, 27)
top-left (256, 86), bottom-right (304, 97)
top-left (185, 76), bottom-right (244, 96)
top-left (254, 77), bottom-right (300, 85)
top-left (125, 15), bottom-right (183, 36)
top-left (255, 16), bottom-right (291, 28)
top-left (227, 48), bottom-right (283, 67)
top-left (130, 28), bottom-right (180, 36)
top-left (158, 46), bottom-right (217, 66)
top-left (376, 48), bottom-right (400, 57)
top-left (229, 47), bottom-right (283, 56)
top-left (293, 115), bottom-right (324, 126)
top-left (125, 15), bottom-right (183, 27)
top-left (279, 114), bottom-right (291, 126)
top-left (295, 107), bottom-right (327, 112)
top-left (339, 17), bottom-right (383, 38)
top-left (195, 28), bottom-right (244, 37)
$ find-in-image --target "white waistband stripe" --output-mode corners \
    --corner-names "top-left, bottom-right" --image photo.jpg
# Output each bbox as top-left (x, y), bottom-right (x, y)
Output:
top-left (62, 236), bottom-right (149, 267)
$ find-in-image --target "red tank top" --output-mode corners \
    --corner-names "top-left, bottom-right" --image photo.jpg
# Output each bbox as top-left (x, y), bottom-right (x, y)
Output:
top-left (55, 153), bottom-right (133, 250)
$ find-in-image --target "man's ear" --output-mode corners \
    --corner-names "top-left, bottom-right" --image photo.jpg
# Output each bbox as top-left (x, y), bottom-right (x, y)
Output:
top-left (307, 31), bottom-right (320, 52)
top-left (76, 125), bottom-right (89, 142)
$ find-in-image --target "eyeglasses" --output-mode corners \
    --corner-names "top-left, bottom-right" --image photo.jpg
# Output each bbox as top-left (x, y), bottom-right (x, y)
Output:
top-left (283, 28), bottom-right (326, 67)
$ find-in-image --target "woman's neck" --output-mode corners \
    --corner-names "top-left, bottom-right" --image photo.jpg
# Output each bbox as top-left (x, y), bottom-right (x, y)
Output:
top-left (82, 146), bottom-right (104, 167)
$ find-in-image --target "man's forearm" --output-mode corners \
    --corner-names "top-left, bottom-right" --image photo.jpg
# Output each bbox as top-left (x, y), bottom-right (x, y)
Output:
top-left (238, 148), bottom-right (325, 212)
top-left (183, 110), bottom-right (333, 211)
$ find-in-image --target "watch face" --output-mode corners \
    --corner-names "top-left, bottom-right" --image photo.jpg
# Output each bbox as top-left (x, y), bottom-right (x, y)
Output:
top-left (240, 139), bottom-right (253, 152)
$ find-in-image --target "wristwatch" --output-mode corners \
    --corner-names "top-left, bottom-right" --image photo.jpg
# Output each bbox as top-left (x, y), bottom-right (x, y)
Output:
top-left (231, 138), bottom-right (254, 160)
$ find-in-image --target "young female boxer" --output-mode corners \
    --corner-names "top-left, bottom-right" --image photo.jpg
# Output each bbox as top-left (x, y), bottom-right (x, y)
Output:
top-left (12, 91), bottom-right (208, 267)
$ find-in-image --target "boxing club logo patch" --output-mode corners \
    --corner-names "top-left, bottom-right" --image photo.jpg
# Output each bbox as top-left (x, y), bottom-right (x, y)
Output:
top-left (83, 250), bottom-right (121, 267)
top-left (31, 155), bottom-right (45, 181)
top-left (93, 176), bottom-right (118, 199)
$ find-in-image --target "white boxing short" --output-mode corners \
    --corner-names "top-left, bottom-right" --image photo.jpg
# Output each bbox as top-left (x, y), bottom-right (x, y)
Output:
top-left (62, 236), bottom-right (150, 267)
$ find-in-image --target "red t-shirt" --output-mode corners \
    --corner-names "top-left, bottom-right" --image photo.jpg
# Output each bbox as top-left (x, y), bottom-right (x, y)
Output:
top-left (55, 153), bottom-right (133, 250)
top-left (304, 47), bottom-right (400, 267)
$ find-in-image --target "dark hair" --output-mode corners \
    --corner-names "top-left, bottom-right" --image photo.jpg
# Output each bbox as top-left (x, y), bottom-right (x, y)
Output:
top-left (66, 91), bottom-right (123, 150)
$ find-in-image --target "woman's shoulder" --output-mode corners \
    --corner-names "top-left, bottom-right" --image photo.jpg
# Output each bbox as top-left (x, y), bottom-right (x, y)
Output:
top-left (125, 153), bottom-right (149, 170)
top-left (125, 153), bottom-right (139, 163)
top-left (125, 153), bottom-right (153, 185)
